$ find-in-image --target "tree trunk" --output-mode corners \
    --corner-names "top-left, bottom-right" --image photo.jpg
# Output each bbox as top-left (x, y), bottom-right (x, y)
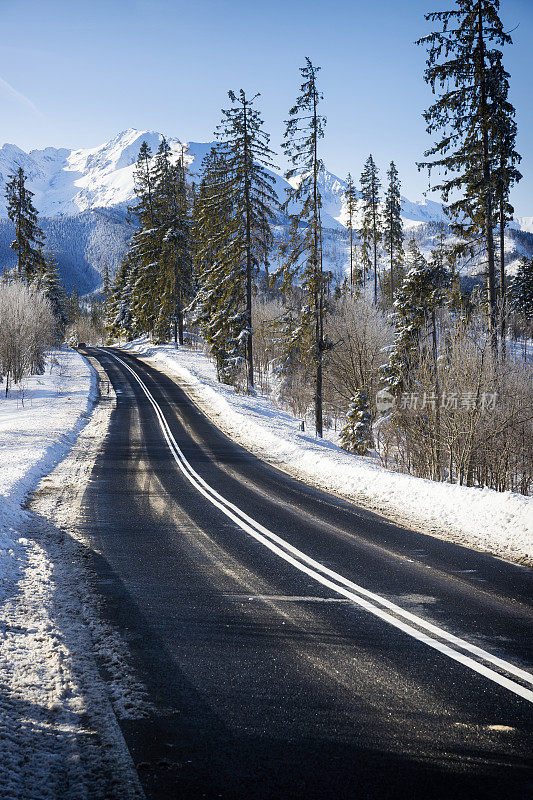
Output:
top-left (243, 95), bottom-right (254, 390)
top-left (390, 223), bottom-right (394, 305)
top-left (312, 83), bottom-right (323, 437)
top-left (478, 3), bottom-right (498, 355)
top-left (431, 309), bottom-right (441, 480)
top-left (315, 291), bottom-right (323, 438)
top-left (349, 221), bottom-right (353, 286)
top-left (372, 188), bottom-right (378, 304)
top-left (499, 193), bottom-right (506, 359)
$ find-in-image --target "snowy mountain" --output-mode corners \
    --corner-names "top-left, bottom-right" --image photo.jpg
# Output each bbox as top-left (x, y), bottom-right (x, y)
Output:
top-left (0, 128), bottom-right (531, 293)
top-left (0, 130), bottom-right (193, 217)
top-left (0, 128), bottom-right (447, 228)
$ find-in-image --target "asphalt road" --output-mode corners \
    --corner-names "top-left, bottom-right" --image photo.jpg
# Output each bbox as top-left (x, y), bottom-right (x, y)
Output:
top-left (80, 347), bottom-right (533, 800)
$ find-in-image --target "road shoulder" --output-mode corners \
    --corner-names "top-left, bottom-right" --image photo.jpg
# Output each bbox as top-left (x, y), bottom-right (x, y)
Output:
top-left (0, 351), bottom-right (145, 800)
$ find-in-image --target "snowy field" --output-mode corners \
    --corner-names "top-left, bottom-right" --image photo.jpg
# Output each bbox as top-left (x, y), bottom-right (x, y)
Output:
top-left (0, 349), bottom-right (143, 800)
top-left (120, 338), bottom-right (533, 566)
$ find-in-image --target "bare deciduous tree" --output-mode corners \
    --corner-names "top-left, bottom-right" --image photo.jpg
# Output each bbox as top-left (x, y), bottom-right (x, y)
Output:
top-left (0, 280), bottom-right (56, 396)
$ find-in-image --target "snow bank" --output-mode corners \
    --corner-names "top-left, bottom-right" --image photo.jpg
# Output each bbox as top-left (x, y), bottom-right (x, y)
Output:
top-left (0, 348), bottom-right (144, 799)
top-left (0, 347), bottom-right (95, 545)
top-left (121, 338), bottom-right (532, 566)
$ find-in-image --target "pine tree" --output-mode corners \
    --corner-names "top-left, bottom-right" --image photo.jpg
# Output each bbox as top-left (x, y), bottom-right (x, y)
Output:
top-left (32, 255), bottom-right (67, 339)
top-left (152, 138), bottom-right (192, 344)
top-left (102, 260), bottom-right (110, 304)
top-left (383, 161), bottom-right (403, 304)
top-left (360, 155), bottom-right (382, 304)
top-left (5, 167), bottom-right (46, 279)
top-left (215, 90), bottom-right (278, 387)
top-left (381, 239), bottom-right (446, 395)
top-left (127, 140), bottom-right (160, 334)
top-left (509, 257), bottom-right (533, 324)
top-left (66, 288), bottom-right (82, 326)
top-left (107, 254), bottom-right (135, 340)
top-left (490, 56), bottom-right (522, 355)
top-left (344, 173), bottom-right (358, 287)
top-left (417, 0), bottom-right (514, 353)
top-left (272, 297), bottom-right (311, 411)
top-left (340, 390), bottom-right (373, 455)
top-left (277, 58), bottom-right (328, 437)
top-left (190, 147), bottom-right (244, 382)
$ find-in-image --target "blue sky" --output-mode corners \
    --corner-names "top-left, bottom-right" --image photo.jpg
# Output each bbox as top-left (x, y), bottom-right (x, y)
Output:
top-left (1, 0), bottom-right (532, 215)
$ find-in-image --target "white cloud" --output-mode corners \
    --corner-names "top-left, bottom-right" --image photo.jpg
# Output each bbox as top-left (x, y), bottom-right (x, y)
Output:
top-left (0, 76), bottom-right (42, 116)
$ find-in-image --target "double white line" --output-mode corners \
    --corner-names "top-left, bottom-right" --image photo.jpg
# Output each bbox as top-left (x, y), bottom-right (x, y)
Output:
top-left (108, 351), bottom-right (533, 704)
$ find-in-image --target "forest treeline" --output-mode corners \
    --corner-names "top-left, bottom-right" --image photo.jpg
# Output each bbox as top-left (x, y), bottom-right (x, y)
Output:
top-left (2, 0), bottom-right (532, 494)
top-left (104, 2), bottom-right (532, 494)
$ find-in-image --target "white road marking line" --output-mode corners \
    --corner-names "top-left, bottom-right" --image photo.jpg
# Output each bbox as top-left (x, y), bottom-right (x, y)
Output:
top-left (223, 595), bottom-right (353, 602)
top-left (106, 351), bottom-right (533, 704)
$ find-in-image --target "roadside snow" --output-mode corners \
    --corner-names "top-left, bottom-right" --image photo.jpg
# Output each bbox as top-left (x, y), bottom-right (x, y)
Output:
top-left (0, 349), bottom-right (144, 800)
top-left (120, 338), bottom-right (532, 566)
top-left (0, 348), bottom-right (94, 538)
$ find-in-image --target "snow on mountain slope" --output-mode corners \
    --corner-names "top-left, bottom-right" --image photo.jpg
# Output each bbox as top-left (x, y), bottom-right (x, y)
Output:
top-left (514, 216), bottom-right (533, 234)
top-left (1, 126), bottom-right (528, 233)
top-left (0, 129), bottom-right (531, 292)
top-left (0, 128), bottom-right (446, 230)
top-left (0, 130), bottom-right (209, 217)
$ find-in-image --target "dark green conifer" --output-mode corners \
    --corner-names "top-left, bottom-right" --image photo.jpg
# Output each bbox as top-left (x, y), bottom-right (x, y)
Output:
top-left (340, 390), bottom-right (373, 455)
top-left (489, 56), bottom-right (522, 354)
top-left (277, 58), bottom-right (328, 437)
top-left (153, 138), bottom-right (192, 343)
top-left (509, 257), bottom-right (533, 325)
top-left (190, 147), bottom-right (243, 382)
top-left (381, 239), bottom-right (446, 395)
top-left (128, 140), bottom-right (159, 334)
top-left (5, 167), bottom-right (46, 279)
top-left (360, 155), bottom-right (382, 304)
top-left (33, 254), bottom-right (67, 339)
top-left (216, 89), bottom-right (278, 388)
top-left (417, 0), bottom-right (515, 353)
top-left (344, 173), bottom-right (358, 288)
top-left (383, 161), bottom-right (403, 304)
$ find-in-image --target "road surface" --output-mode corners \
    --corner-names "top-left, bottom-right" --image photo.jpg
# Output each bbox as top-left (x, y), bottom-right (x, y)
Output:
top-left (80, 347), bottom-right (533, 799)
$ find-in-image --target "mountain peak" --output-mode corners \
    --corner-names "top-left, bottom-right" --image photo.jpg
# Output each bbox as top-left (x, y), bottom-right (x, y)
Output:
top-left (0, 129), bottom-right (524, 237)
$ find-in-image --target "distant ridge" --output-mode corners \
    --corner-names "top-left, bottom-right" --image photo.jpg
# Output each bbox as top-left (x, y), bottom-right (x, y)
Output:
top-left (0, 129), bottom-right (531, 293)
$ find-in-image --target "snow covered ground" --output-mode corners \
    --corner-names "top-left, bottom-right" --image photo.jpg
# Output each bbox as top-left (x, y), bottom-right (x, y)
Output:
top-left (0, 349), bottom-right (144, 800)
top-left (0, 349), bottom-right (95, 537)
top-left (120, 338), bottom-right (533, 567)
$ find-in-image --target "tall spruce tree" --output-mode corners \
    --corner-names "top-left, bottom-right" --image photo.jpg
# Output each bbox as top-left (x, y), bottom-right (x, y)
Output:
top-left (33, 255), bottom-right (67, 339)
top-left (381, 240), bottom-right (447, 482)
top-left (127, 140), bottom-right (160, 334)
top-left (108, 255), bottom-right (136, 340)
top-left (5, 167), bottom-right (45, 279)
top-left (360, 155), bottom-right (382, 304)
top-left (417, 0), bottom-right (515, 353)
top-left (190, 147), bottom-right (244, 382)
top-left (344, 173), bottom-right (358, 287)
top-left (381, 238), bottom-right (446, 396)
top-left (509, 257), bottom-right (533, 327)
top-left (490, 56), bottom-right (522, 355)
top-left (383, 161), bottom-right (404, 304)
top-left (152, 138), bottom-right (192, 343)
top-left (215, 89), bottom-right (278, 388)
top-left (277, 58), bottom-right (327, 437)
top-left (102, 260), bottom-right (110, 303)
